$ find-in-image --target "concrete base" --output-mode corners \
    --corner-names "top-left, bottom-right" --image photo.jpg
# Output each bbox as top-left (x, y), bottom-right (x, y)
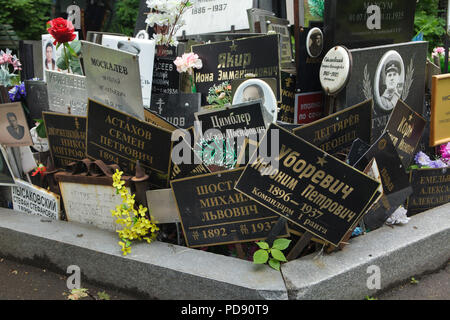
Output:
top-left (0, 203), bottom-right (449, 300)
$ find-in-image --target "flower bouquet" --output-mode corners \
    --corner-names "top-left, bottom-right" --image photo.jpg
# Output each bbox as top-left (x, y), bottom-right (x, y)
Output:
top-left (206, 82), bottom-right (232, 108)
top-left (0, 49), bottom-right (21, 87)
top-left (431, 47), bottom-right (450, 73)
top-left (411, 142), bottom-right (450, 169)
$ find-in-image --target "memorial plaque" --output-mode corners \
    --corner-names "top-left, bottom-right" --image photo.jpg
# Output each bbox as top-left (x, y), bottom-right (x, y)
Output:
top-left (60, 182), bottom-right (131, 232)
top-left (11, 179), bottom-right (60, 220)
top-left (384, 100), bottom-right (426, 168)
top-left (353, 132), bottom-right (412, 229)
top-left (0, 145), bottom-right (15, 186)
top-left (296, 27), bottom-right (324, 92)
top-left (293, 100), bottom-right (372, 156)
top-left (45, 70), bottom-right (87, 116)
top-left (430, 74), bottom-right (450, 146)
top-left (324, 0), bottom-right (416, 50)
top-left (175, 0), bottom-right (253, 36)
top-left (0, 102), bottom-right (33, 147)
top-left (235, 124), bottom-right (381, 246)
top-left (86, 99), bottom-right (173, 186)
top-left (278, 72), bottom-right (296, 124)
top-left (42, 32), bottom-right (79, 81)
top-left (192, 34), bottom-right (281, 103)
top-left (102, 35), bottom-right (156, 108)
top-left (294, 91), bottom-right (323, 125)
top-left (171, 168), bottom-right (289, 247)
top-left (149, 93), bottom-right (201, 129)
top-left (407, 168), bottom-right (450, 216)
top-left (337, 41), bottom-right (428, 143)
top-left (258, 15), bottom-right (294, 70)
top-left (152, 57), bottom-right (181, 95)
top-left (43, 112), bottom-right (87, 169)
top-left (320, 46), bottom-right (352, 95)
top-left (81, 41), bottom-right (145, 120)
top-left (24, 80), bottom-right (49, 120)
top-left (195, 101), bottom-right (268, 143)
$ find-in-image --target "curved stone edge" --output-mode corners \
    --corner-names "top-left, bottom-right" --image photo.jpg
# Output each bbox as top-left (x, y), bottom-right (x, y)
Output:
top-left (0, 208), bottom-right (288, 300)
top-left (281, 203), bottom-right (450, 300)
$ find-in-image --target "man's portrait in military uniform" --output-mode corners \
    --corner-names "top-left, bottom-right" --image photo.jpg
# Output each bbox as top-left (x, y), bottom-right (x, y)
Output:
top-left (307, 28), bottom-right (323, 58)
top-left (375, 51), bottom-right (405, 111)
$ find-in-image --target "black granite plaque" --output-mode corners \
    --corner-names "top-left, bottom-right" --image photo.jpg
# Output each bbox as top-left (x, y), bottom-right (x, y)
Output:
top-left (25, 80), bottom-right (49, 120)
top-left (149, 93), bottom-right (201, 129)
top-left (171, 168), bottom-right (289, 247)
top-left (324, 0), bottom-right (416, 50)
top-left (296, 27), bottom-right (323, 92)
top-left (43, 112), bottom-right (86, 169)
top-left (337, 41), bottom-right (428, 143)
top-left (192, 34), bottom-right (281, 104)
top-left (152, 57), bottom-right (181, 95)
top-left (407, 168), bottom-right (450, 216)
top-left (86, 99), bottom-right (173, 186)
top-left (235, 124), bottom-right (381, 246)
top-left (293, 100), bottom-right (372, 156)
top-left (354, 132), bottom-right (413, 230)
top-left (384, 100), bottom-right (426, 169)
top-left (278, 71), bottom-right (296, 124)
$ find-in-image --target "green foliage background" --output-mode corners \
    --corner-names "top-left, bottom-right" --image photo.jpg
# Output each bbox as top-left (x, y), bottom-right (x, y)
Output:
top-left (107, 0), bottom-right (140, 36)
top-left (0, 0), bottom-right (52, 40)
top-left (414, 0), bottom-right (447, 51)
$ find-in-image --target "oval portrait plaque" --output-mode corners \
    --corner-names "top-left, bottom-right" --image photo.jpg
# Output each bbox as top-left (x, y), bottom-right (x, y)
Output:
top-left (319, 46), bottom-right (352, 95)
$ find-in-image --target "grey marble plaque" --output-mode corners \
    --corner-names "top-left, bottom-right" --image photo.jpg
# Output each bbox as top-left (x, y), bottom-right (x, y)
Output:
top-left (46, 70), bottom-right (87, 116)
top-left (81, 41), bottom-right (145, 120)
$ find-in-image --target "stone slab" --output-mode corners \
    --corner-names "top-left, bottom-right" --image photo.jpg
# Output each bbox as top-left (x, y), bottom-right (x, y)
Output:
top-left (281, 203), bottom-right (450, 300)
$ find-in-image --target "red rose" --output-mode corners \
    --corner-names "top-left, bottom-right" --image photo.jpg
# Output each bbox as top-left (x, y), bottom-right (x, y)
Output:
top-left (47, 18), bottom-right (76, 45)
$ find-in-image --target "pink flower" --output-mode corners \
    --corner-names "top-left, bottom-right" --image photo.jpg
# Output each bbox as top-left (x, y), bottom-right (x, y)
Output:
top-left (173, 53), bottom-right (202, 74)
top-left (440, 142), bottom-right (450, 160)
top-left (433, 47), bottom-right (445, 55)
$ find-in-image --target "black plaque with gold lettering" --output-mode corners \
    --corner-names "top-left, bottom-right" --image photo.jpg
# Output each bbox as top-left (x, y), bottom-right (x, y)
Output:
top-left (278, 71), bottom-right (296, 124)
top-left (192, 34), bottom-right (281, 103)
top-left (385, 100), bottom-right (426, 169)
top-left (43, 112), bottom-right (86, 169)
top-left (293, 100), bottom-right (372, 156)
top-left (171, 168), bottom-right (289, 248)
top-left (235, 124), bottom-right (381, 246)
top-left (86, 99), bottom-right (173, 185)
top-left (407, 168), bottom-right (450, 216)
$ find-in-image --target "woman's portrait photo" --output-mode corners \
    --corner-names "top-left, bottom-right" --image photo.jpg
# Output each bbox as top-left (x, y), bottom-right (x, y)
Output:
top-left (374, 50), bottom-right (405, 111)
top-left (44, 41), bottom-right (56, 71)
top-left (232, 79), bottom-right (278, 124)
top-left (306, 27), bottom-right (323, 58)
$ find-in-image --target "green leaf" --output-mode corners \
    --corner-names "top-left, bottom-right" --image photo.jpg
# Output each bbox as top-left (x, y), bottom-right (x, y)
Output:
top-left (268, 258), bottom-right (280, 271)
top-left (35, 119), bottom-right (47, 138)
top-left (256, 241), bottom-right (269, 250)
top-left (70, 40), bottom-right (81, 55)
top-left (253, 249), bottom-right (269, 264)
top-left (271, 248), bottom-right (287, 262)
top-left (56, 56), bottom-right (69, 70)
top-left (272, 238), bottom-right (291, 251)
top-left (97, 291), bottom-right (110, 300)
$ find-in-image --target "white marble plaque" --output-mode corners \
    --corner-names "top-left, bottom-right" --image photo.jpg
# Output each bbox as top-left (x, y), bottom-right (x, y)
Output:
top-left (176, 0), bottom-right (253, 36)
top-left (60, 182), bottom-right (131, 232)
top-left (320, 46), bottom-right (352, 95)
top-left (46, 70), bottom-right (87, 116)
top-left (81, 41), bottom-right (145, 120)
top-left (11, 179), bottom-right (60, 220)
top-left (101, 35), bottom-right (156, 108)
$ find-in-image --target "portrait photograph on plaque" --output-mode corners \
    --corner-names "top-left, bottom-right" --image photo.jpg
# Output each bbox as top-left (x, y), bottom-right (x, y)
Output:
top-left (0, 102), bottom-right (33, 147)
